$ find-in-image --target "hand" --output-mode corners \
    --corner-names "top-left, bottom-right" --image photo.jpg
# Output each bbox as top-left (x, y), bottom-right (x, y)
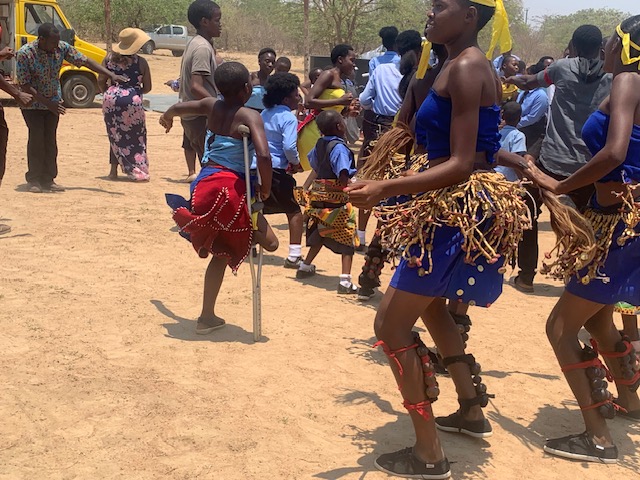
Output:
top-left (0, 47), bottom-right (14, 60)
top-left (159, 113), bottom-right (173, 133)
top-left (260, 184), bottom-right (271, 201)
top-left (339, 92), bottom-right (353, 106)
top-left (286, 162), bottom-right (303, 174)
top-left (15, 91), bottom-right (33, 107)
top-left (110, 73), bottom-right (129, 84)
top-left (523, 163), bottom-right (561, 193)
top-left (50, 101), bottom-right (66, 116)
top-left (345, 180), bottom-right (385, 209)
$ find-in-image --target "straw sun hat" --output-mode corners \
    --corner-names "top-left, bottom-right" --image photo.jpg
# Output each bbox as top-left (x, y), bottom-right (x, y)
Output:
top-left (112, 28), bottom-right (151, 55)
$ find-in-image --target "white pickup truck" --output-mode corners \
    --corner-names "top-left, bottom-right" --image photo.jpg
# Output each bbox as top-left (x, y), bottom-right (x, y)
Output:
top-left (142, 25), bottom-right (192, 57)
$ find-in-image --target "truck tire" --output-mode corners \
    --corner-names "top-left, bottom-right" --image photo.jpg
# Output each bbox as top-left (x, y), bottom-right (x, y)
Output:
top-left (141, 41), bottom-right (154, 55)
top-left (171, 50), bottom-right (183, 57)
top-left (62, 74), bottom-right (96, 109)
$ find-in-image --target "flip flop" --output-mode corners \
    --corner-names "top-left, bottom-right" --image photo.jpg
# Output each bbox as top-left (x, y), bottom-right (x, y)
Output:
top-left (0, 224), bottom-right (11, 236)
top-left (196, 317), bottom-right (226, 335)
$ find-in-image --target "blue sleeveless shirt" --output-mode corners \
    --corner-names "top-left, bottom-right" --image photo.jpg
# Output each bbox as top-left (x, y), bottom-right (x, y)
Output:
top-left (582, 110), bottom-right (640, 183)
top-left (201, 130), bottom-right (255, 174)
top-left (415, 89), bottom-right (501, 164)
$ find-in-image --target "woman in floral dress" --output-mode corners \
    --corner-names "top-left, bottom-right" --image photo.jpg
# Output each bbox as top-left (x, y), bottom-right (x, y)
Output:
top-left (99, 28), bottom-right (152, 181)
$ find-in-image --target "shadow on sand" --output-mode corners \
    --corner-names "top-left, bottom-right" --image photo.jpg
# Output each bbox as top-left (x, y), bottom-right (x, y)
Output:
top-left (150, 299), bottom-right (269, 344)
top-left (314, 389), bottom-right (492, 479)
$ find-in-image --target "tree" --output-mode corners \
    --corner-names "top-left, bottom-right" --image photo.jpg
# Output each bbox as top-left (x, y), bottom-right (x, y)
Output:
top-left (537, 8), bottom-right (629, 57)
top-left (104, 0), bottom-right (112, 51)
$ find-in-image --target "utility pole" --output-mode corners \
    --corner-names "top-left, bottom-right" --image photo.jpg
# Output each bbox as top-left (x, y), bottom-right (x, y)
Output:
top-left (104, 0), bottom-right (113, 52)
top-left (303, 0), bottom-right (310, 77)
top-left (525, 8), bottom-right (529, 26)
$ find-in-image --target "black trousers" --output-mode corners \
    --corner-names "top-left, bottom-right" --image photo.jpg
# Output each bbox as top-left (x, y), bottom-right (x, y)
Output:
top-left (0, 107), bottom-right (8, 181)
top-left (22, 109), bottom-right (60, 185)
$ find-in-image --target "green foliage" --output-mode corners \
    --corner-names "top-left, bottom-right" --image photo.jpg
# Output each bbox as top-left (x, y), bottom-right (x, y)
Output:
top-left (60, 0), bottom-right (192, 39)
top-left (537, 8), bottom-right (629, 56)
top-left (57, 0), bottom-right (632, 62)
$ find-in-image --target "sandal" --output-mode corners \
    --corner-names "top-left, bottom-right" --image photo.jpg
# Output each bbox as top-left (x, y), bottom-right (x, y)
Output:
top-left (196, 317), bottom-right (226, 335)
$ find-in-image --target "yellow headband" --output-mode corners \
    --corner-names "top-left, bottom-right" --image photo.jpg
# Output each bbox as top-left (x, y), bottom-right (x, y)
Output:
top-left (416, 40), bottom-right (432, 79)
top-left (470, 0), bottom-right (496, 7)
top-left (616, 23), bottom-right (640, 70)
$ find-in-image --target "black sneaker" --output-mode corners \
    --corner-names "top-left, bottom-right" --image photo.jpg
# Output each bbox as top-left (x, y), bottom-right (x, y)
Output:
top-left (374, 447), bottom-right (451, 479)
top-left (357, 286), bottom-right (375, 301)
top-left (284, 256), bottom-right (303, 269)
top-left (296, 265), bottom-right (316, 278)
top-left (435, 411), bottom-right (492, 438)
top-left (337, 283), bottom-right (358, 295)
top-left (355, 243), bottom-right (367, 252)
top-left (543, 432), bottom-right (618, 464)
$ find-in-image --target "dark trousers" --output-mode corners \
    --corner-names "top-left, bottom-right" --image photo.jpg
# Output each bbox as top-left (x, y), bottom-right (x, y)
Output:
top-left (0, 107), bottom-right (8, 181)
top-left (517, 162), bottom-right (595, 284)
top-left (358, 111), bottom-right (395, 168)
top-left (181, 116), bottom-right (207, 160)
top-left (22, 109), bottom-right (60, 185)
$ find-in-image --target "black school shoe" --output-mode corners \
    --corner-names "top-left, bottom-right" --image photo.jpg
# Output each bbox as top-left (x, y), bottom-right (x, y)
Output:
top-left (374, 447), bottom-right (451, 479)
top-left (435, 411), bottom-right (492, 438)
top-left (543, 432), bottom-right (618, 464)
top-left (357, 286), bottom-right (376, 301)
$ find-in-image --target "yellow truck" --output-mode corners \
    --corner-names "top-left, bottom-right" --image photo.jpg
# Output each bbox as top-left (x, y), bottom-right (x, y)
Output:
top-left (0, 0), bottom-right (106, 107)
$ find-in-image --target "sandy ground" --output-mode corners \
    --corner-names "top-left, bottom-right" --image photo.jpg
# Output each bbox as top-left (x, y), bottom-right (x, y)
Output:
top-left (0, 52), bottom-right (639, 480)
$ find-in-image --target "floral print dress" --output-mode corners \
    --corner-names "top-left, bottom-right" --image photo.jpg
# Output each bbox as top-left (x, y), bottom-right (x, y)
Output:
top-left (103, 54), bottom-right (149, 181)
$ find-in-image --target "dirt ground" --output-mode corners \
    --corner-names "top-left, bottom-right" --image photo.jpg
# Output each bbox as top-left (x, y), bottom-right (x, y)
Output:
top-left (0, 51), bottom-right (638, 480)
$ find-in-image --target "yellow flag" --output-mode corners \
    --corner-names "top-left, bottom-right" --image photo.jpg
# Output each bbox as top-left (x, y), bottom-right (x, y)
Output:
top-left (486, 0), bottom-right (512, 59)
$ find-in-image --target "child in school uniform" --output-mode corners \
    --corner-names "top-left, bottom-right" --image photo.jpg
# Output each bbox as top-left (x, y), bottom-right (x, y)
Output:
top-left (495, 101), bottom-right (527, 181)
top-left (296, 110), bottom-right (359, 294)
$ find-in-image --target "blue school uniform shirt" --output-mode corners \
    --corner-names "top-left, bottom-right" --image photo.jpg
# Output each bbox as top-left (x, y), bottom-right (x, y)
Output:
top-left (359, 63), bottom-right (402, 117)
top-left (308, 136), bottom-right (357, 179)
top-left (260, 105), bottom-right (300, 169)
top-left (369, 51), bottom-right (400, 74)
top-left (495, 125), bottom-right (526, 181)
top-left (517, 88), bottom-right (549, 128)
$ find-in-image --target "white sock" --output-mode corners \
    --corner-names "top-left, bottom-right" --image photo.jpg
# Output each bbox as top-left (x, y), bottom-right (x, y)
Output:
top-left (357, 229), bottom-right (366, 245)
top-left (299, 263), bottom-right (314, 272)
top-left (339, 274), bottom-right (352, 288)
top-left (288, 244), bottom-right (302, 261)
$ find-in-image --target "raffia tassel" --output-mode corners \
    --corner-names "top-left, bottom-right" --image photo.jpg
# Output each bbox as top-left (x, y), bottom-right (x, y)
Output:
top-left (374, 172), bottom-right (531, 271)
top-left (359, 123), bottom-right (416, 181)
top-left (540, 184), bottom-right (639, 283)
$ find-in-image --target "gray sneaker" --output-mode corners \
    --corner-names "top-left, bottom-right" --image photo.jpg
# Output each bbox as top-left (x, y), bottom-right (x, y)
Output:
top-left (284, 256), bottom-right (303, 269)
top-left (338, 283), bottom-right (358, 295)
top-left (296, 264), bottom-right (316, 278)
top-left (544, 432), bottom-right (618, 464)
top-left (27, 182), bottom-right (42, 193)
top-left (44, 182), bottom-right (65, 192)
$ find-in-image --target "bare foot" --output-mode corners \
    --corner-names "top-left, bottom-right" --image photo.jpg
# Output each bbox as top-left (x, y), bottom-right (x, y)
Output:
top-left (196, 315), bottom-right (226, 335)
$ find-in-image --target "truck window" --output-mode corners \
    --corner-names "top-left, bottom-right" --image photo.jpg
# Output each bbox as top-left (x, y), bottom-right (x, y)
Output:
top-left (172, 26), bottom-right (184, 35)
top-left (158, 25), bottom-right (171, 35)
top-left (25, 4), bottom-right (66, 36)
